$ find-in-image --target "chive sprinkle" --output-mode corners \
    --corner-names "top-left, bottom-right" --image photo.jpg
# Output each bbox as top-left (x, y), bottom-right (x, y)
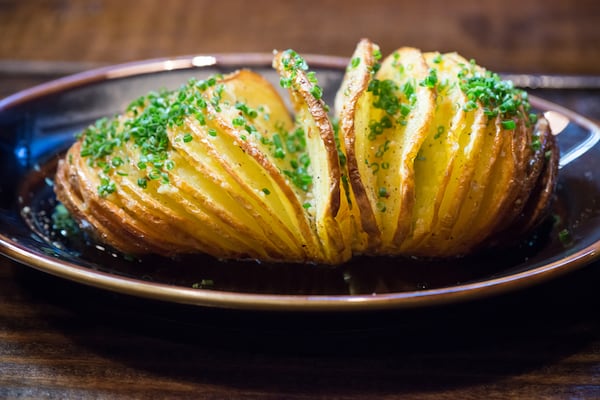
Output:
top-left (78, 75), bottom-right (224, 194)
top-left (558, 228), bottom-right (573, 246)
top-left (419, 68), bottom-right (438, 89)
top-left (458, 65), bottom-right (532, 122)
top-left (278, 49), bottom-right (326, 103)
top-left (501, 120), bottom-right (516, 130)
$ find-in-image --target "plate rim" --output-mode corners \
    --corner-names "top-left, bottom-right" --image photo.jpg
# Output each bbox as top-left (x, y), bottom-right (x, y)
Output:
top-left (1, 53), bottom-right (599, 312)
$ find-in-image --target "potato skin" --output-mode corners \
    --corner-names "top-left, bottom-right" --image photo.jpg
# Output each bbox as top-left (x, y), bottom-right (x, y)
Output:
top-left (482, 116), bottom-right (559, 249)
top-left (55, 41), bottom-right (559, 264)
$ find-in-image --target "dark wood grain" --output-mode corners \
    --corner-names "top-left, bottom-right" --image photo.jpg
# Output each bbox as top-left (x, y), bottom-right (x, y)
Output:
top-left (0, 0), bottom-right (599, 74)
top-left (1, 251), bottom-right (599, 399)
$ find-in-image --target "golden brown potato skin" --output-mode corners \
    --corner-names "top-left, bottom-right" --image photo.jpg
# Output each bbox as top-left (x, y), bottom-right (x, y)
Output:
top-left (483, 116), bottom-right (559, 250)
top-left (54, 41), bottom-right (559, 264)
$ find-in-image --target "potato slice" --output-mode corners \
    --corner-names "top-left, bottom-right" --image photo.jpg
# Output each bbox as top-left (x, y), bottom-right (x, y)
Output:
top-left (420, 59), bottom-right (485, 248)
top-left (273, 50), bottom-right (352, 264)
top-left (444, 114), bottom-right (504, 254)
top-left (334, 38), bottom-right (382, 253)
top-left (370, 47), bottom-right (436, 250)
top-left (463, 117), bottom-right (520, 246)
top-left (510, 116), bottom-right (558, 236)
top-left (399, 52), bottom-right (470, 253)
top-left (483, 114), bottom-right (557, 244)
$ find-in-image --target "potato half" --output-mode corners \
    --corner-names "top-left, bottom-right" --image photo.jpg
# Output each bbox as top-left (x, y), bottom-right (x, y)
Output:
top-left (55, 67), bottom-right (351, 263)
top-left (335, 39), bottom-right (558, 258)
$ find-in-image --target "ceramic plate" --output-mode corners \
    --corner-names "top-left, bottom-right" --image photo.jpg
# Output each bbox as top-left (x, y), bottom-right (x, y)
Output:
top-left (1, 54), bottom-right (599, 311)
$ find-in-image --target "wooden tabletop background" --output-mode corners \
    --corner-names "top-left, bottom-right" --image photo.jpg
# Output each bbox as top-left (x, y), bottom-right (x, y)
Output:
top-left (0, 0), bottom-right (599, 399)
top-left (0, 0), bottom-right (599, 74)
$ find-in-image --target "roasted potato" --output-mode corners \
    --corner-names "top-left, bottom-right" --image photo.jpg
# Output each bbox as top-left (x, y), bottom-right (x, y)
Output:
top-left (335, 39), bottom-right (558, 258)
top-left (55, 39), bottom-right (558, 264)
top-left (55, 56), bottom-right (356, 263)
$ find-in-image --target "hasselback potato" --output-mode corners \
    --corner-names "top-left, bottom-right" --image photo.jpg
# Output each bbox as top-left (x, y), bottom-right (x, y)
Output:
top-left (54, 39), bottom-right (558, 264)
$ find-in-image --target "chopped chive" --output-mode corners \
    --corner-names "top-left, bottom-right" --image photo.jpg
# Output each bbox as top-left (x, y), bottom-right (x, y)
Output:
top-left (400, 103), bottom-right (412, 117)
top-left (373, 48), bottom-right (382, 61)
top-left (501, 120), bottom-right (516, 130)
top-left (558, 228), bottom-right (572, 246)
top-left (98, 177), bottom-right (116, 197)
top-left (310, 85), bottom-right (323, 100)
top-left (458, 68), bottom-right (531, 123)
top-left (232, 116), bottom-right (245, 126)
top-left (419, 68), bottom-right (438, 89)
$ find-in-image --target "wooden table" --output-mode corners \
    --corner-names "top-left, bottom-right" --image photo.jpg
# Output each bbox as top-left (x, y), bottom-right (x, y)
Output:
top-left (1, 228), bottom-right (599, 399)
top-left (1, 1), bottom-right (599, 398)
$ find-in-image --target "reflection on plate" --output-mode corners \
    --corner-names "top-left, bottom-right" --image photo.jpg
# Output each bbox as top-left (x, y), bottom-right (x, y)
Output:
top-left (1, 54), bottom-right (599, 311)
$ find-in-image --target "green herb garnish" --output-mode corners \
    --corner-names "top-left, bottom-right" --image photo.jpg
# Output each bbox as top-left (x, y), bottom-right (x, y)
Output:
top-left (458, 66), bottom-right (531, 123)
top-left (558, 228), bottom-right (573, 247)
top-left (419, 68), bottom-right (438, 89)
top-left (79, 75), bottom-right (224, 195)
top-left (51, 203), bottom-right (80, 238)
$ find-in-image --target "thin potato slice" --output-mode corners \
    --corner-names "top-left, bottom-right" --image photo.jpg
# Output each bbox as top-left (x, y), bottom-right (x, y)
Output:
top-left (443, 109), bottom-right (504, 255)
top-left (484, 118), bottom-right (532, 238)
top-left (400, 52), bottom-right (469, 252)
top-left (463, 117), bottom-right (520, 247)
top-left (511, 117), bottom-right (558, 236)
top-left (367, 47), bottom-right (436, 250)
top-left (334, 38), bottom-right (382, 253)
top-left (274, 50), bottom-right (351, 264)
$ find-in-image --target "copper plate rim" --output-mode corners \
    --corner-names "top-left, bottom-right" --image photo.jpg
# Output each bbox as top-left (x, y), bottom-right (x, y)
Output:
top-left (1, 53), bottom-right (599, 312)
